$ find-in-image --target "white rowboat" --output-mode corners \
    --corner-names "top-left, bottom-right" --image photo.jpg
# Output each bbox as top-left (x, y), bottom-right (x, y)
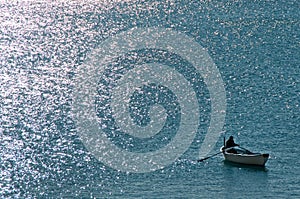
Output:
top-left (221, 146), bottom-right (269, 166)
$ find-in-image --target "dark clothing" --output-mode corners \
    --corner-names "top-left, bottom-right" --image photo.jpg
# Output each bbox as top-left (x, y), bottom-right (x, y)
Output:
top-left (225, 136), bottom-right (239, 149)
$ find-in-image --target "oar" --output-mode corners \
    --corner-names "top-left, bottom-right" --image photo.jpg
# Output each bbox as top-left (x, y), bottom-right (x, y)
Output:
top-left (197, 151), bottom-right (223, 162)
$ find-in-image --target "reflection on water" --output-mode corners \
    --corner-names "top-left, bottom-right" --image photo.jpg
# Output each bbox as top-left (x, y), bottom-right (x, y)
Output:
top-left (1, 0), bottom-right (299, 198)
top-left (223, 160), bottom-right (269, 172)
top-left (222, 160), bottom-right (269, 198)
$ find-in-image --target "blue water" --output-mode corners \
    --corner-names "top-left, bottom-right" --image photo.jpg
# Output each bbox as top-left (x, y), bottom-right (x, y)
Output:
top-left (1, 0), bottom-right (299, 198)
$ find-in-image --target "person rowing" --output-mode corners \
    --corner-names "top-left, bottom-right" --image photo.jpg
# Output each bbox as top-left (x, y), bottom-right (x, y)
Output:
top-left (225, 136), bottom-right (239, 148)
top-left (224, 136), bottom-right (239, 153)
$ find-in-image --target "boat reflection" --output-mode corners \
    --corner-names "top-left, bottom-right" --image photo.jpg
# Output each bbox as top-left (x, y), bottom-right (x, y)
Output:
top-left (221, 160), bottom-right (269, 198)
top-left (223, 160), bottom-right (269, 172)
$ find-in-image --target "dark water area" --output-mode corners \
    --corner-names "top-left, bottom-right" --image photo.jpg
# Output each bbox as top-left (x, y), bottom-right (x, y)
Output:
top-left (0, 0), bottom-right (299, 198)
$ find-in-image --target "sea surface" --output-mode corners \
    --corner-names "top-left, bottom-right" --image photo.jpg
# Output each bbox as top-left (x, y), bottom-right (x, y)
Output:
top-left (0, 0), bottom-right (299, 198)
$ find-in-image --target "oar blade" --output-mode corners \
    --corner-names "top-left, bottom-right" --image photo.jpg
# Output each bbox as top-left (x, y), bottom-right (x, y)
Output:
top-left (197, 151), bottom-right (222, 162)
top-left (197, 157), bottom-right (209, 162)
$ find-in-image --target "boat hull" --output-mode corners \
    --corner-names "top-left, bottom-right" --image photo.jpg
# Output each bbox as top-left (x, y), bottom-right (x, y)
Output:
top-left (223, 152), bottom-right (269, 166)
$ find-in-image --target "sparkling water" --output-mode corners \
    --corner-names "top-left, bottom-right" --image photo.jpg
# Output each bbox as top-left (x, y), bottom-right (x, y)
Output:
top-left (0, 1), bottom-right (299, 198)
